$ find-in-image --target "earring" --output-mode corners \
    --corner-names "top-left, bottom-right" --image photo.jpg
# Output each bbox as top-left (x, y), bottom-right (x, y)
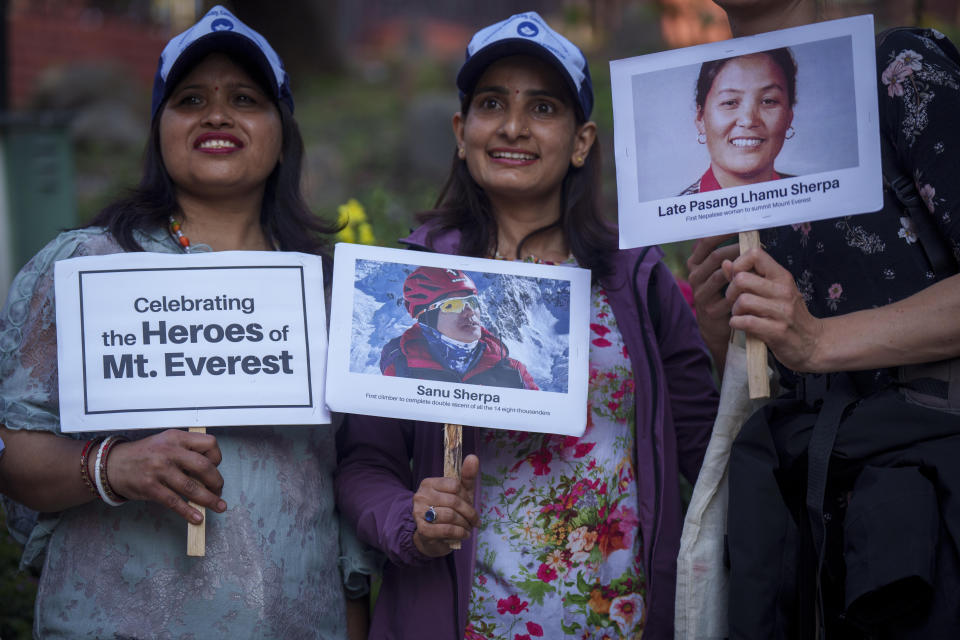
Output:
top-left (785, 126), bottom-right (796, 140)
top-left (697, 132), bottom-right (706, 145)
top-left (457, 145), bottom-right (465, 159)
top-left (572, 155), bottom-right (584, 168)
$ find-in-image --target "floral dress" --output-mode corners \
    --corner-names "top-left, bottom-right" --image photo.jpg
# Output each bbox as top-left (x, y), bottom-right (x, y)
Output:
top-left (466, 284), bottom-right (646, 640)
top-left (760, 27), bottom-right (960, 390)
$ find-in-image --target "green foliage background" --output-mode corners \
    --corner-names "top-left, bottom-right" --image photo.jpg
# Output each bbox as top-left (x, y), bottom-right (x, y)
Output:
top-left (0, 509), bottom-right (38, 640)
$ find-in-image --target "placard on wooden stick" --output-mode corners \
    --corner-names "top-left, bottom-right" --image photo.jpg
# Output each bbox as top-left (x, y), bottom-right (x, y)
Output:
top-left (326, 243), bottom-right (592, 435)
top-left (55, 251), bottom-right (332, 554)
top-left (610, 16), bottom-right (883, 396)
top-left (327, 244), bottom-right (593, 537)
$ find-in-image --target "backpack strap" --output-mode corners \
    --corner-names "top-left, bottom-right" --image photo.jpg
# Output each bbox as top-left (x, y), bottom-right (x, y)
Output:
top-left (803, 372), bottom-right (860, 638)
top-left (879, 133), bottom-right (958, 278)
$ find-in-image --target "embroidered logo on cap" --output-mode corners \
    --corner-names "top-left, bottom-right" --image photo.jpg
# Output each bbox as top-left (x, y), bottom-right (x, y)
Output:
top-left (211, 17), bottom-right (233, 31)
top-left (517, 20), bottom-right (539, 38)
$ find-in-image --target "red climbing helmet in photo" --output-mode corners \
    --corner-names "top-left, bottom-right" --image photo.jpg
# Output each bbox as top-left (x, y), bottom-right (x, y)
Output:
top-left (403, 267), bottom-right (478, 318)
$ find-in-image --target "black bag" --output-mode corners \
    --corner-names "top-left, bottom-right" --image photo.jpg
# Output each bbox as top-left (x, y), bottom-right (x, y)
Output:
top-left (727, 375), bottom-right (960, 639)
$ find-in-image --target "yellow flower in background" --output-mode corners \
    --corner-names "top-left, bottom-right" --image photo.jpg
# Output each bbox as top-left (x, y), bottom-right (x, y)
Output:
top-left (336, 198), bottom-right (376, 245)
top-left (339, 224), bottom-right (356, 244)
top-left (358, 223), bottom-right (375, 245)
top-left (338, 198), bottom-right (366, 226)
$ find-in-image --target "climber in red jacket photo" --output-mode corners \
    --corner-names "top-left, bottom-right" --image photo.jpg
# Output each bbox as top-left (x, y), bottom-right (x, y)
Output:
top-left (380, 266), bottom-right (539, 390)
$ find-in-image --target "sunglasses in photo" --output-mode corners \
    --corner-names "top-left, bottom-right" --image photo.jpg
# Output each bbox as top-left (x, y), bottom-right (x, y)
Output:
top-left (423, 295), bottom-right (481, 316)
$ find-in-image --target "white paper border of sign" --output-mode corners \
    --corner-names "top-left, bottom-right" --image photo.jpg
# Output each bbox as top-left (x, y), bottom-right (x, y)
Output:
top-left (611, 14), bottom-right (881, 249)
top-left (55, 251), bottom-right (330, 432)
top-left (326, 243), bottom-right (592, 437)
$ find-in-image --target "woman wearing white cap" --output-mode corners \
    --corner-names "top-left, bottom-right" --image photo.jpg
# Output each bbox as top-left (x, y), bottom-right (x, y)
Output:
top-left (336, 11), bottom-right (718, 640)
top-left (0, 6), bottom-right (370, 638)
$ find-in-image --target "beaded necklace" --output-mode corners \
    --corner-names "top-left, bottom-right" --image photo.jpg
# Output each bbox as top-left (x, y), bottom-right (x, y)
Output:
top-left (169, 215), bottom-right (192, 253)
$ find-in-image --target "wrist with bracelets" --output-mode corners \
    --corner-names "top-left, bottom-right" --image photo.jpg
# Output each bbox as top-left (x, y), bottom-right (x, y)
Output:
top-left (79, 437), bottom-right (103, 498)
top-left (83, 435), bottom-right (129, 507)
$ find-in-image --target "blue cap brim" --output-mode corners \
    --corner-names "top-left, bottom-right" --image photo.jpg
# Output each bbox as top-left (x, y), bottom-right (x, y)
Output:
top-left (455, 38), bottom-right (591, 120)
top-left (152, 31), bottom-right (293, 118)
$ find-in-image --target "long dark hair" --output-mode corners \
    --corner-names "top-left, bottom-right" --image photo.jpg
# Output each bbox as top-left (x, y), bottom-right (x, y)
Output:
top-left (695, 47), bottom-right (798, 110)
top-left (86, 60), bottom-right (336, 257)
top-left (418, 86), bottom-right (616, 280)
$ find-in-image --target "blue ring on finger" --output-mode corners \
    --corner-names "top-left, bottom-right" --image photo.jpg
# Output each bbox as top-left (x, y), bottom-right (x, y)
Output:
top-left (424, 506), bottom-right (437, 523)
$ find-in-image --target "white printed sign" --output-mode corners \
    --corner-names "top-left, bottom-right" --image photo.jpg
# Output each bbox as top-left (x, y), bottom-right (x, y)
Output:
top-left (326, 243), bottom-right (592, 436)
top-left (55, 251), bottom-right (330, 431)
top-left (610, 15), bottom-right (882, 248)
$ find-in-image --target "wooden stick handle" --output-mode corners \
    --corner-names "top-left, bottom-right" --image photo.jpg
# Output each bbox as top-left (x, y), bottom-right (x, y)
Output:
top-left (738, 231), bottom-right (771, 399)
top-left (443, 423), bottom-right (463, 551)
top-left (187, 426), bottom-right (206, 557)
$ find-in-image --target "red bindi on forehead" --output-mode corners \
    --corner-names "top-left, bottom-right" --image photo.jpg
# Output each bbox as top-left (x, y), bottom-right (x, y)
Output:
top-left (214, 86), bottom-right (219, 92)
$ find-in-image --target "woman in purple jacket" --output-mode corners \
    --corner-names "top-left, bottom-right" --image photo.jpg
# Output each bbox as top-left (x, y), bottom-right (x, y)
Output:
top-left (335, 11), bottom-right (718, 640)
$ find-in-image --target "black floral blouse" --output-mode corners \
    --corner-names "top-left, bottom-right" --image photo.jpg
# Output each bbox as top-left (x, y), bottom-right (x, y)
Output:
top-left (759, 28), bottom-right (960, 389)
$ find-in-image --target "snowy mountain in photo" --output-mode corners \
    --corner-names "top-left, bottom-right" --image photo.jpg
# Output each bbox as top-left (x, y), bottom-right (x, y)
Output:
top-left (349, 260), bottom-right (570, 392)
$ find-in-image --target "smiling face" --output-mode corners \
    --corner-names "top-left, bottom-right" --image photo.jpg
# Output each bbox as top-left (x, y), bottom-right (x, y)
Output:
top-left (695, 53), bottom-right (793, 187)
top-left (453, 55), bottom-right (595, 210)
top-left (434, 296), bottom-right (482, 343)
top-left (159, 52), bottom-right (282, 202)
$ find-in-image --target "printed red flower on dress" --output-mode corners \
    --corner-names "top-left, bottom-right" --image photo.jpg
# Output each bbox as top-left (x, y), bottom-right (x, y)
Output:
top-left (527, 448), bottom-right (553, 475)
top-left (526, 621), bottom-right (544, 636)
top-left (574, 442), bottom-right (596, 458)
top-left (497, 594), bottom-right (529, 615)
top-left (590, 322), bottom-right (613, 347)
top-left (590, 323), bottom-right (610, 336)
top-left (597, 506), bottom-right (639, 558)
top-left (537, 562), bottom-right (557, 582)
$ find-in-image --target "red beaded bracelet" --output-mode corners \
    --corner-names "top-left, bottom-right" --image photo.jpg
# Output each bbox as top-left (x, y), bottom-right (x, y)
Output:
top-left (79, 438), bottom-right (102, 498)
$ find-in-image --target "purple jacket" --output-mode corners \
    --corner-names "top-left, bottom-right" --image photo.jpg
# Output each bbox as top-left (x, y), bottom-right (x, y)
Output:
top-left (335, 225), bottom-right (719, 639)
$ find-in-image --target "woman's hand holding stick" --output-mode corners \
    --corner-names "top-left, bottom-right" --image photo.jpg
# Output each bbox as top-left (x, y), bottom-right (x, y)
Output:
top-left (106, 427), bottom-right (226, 557)
top-left (690, 231), bottom-right (827, 397)
top-left (411, 442), bottom-right (479, 558)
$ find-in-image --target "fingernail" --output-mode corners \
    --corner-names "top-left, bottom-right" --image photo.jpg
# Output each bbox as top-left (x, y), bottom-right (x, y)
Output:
top-left (192, 512), bottom-right (203, 524)
top-left (216, 500), bottom-right (227, 512)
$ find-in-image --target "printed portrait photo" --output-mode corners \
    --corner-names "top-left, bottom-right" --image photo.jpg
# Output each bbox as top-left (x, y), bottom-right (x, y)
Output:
top-left (610, 16), bottom-right (882, 249)
top-left (349, 260), bottom-right (571, 392)
top-left (631, 36), bottom-right (858, 201)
